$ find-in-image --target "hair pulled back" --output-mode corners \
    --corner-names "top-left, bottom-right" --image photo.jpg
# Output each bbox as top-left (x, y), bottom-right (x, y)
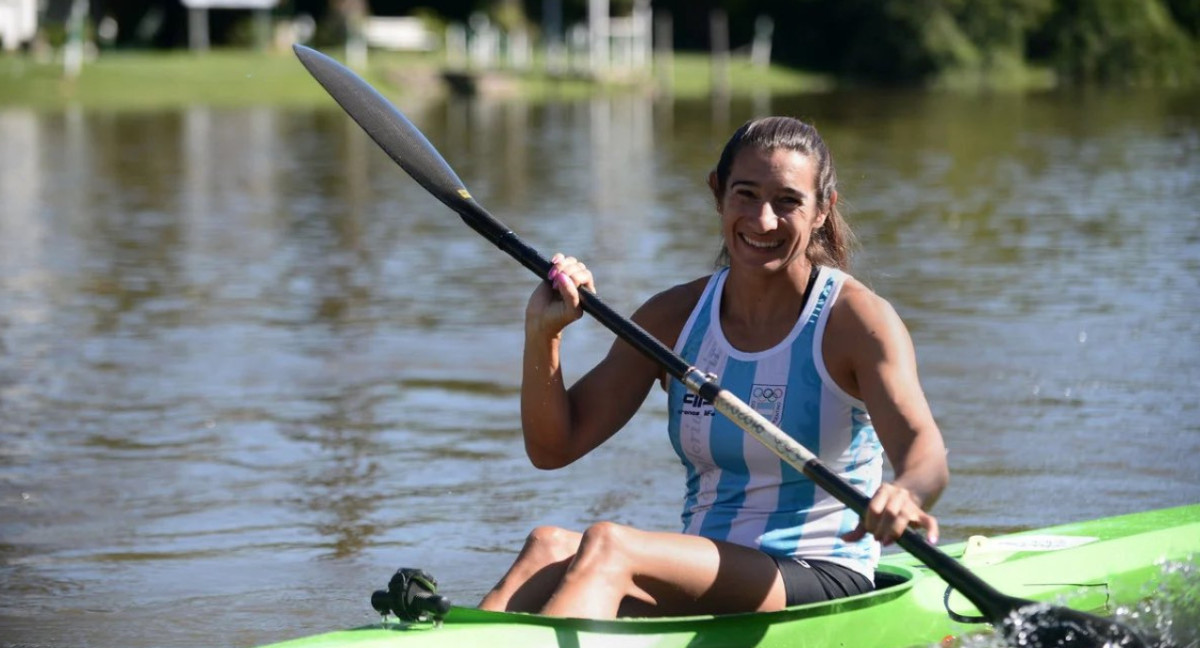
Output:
top-left (712, 116), bottom-right (855, 270)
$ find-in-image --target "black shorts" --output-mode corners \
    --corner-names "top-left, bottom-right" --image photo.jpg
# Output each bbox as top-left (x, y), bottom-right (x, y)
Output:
top-left (771, 556), bottom-right (873, 606)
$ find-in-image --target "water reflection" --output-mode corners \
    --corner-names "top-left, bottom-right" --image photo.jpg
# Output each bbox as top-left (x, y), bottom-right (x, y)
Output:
top-left (0, 88), bottom-right (1197, 647)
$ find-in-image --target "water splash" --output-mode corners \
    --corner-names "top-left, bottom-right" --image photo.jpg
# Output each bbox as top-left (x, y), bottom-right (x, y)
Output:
top-left (949, 556), bottom-right (1199, 648)
top-left (1118, 557), bottom-right (1200, 648)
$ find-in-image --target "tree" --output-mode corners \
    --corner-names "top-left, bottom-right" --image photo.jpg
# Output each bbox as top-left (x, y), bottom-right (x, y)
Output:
top-left (1043, 0), bottom-right (1198, 85)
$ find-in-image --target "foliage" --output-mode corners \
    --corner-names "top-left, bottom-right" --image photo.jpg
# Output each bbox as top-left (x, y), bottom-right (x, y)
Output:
top-left (841, 0), bottom-right (981, 81)
top-left (1041, 0), bottom-right (1199, 85)
top-left (1165, 0), bottom-right (1200, 37)
top-left (953, 0), bottom-right (1054, 66)
top-left (601, 0), bottom-right (1196, 86)
top-left (490, 0), bottom-right (528, 32)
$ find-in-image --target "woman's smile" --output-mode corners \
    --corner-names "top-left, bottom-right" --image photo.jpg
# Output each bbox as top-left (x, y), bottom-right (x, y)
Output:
top-left (738, 233), bottom-right (786, 250)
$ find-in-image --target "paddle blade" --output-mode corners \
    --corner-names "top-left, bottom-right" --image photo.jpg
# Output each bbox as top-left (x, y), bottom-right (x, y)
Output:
top-left (1002, 604), bottom-right (1154, 648)
top-left (292, 45), bottom-right (471, 213)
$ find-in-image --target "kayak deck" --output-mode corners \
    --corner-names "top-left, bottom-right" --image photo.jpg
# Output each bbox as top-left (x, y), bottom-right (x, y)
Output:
top-left (261, 504), bottom-right (1200, 648)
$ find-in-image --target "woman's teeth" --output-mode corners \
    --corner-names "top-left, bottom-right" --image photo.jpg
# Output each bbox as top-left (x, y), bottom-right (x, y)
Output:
top-left (740, 234), bottom-right (782, 249)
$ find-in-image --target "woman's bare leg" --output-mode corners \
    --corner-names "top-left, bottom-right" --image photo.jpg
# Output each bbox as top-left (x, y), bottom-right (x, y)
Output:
top-left (540, 521), bottom-right (785, 619)
top-left (478, 526), bottom-right (581, 612)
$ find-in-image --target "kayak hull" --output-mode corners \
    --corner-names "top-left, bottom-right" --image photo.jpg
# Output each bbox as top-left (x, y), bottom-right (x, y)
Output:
top-left (260, 504), bottom-right (1199, 648)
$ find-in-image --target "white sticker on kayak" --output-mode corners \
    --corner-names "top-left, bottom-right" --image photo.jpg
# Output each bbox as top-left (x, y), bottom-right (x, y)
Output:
top-left (987, 535), bottom-right (1099, 552)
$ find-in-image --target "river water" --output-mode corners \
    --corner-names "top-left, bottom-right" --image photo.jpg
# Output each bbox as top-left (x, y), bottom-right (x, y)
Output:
top-left (1, 88), bottom-right (1198, 647)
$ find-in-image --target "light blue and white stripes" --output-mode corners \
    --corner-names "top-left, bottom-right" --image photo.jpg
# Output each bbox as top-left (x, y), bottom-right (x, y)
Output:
top-left (667, 267), bottom-right (882, 581)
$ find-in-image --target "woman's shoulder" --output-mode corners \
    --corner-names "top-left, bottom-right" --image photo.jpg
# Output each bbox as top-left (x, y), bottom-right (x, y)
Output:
top-left (633, 275), bottom-right (713, 346)
top-left (827, 274), bottom-right (909, 342)
top-left (832, 274), bottom-right (877, 306)
top-left (639, 275), bottom-right (712, 317)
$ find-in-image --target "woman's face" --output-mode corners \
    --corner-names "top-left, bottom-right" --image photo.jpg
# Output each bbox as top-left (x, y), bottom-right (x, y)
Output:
top-left (713, 146), bottom-right (827, 275)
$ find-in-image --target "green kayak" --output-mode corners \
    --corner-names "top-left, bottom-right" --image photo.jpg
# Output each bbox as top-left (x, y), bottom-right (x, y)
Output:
top-left (260, 504), bottom-right (1198, 648)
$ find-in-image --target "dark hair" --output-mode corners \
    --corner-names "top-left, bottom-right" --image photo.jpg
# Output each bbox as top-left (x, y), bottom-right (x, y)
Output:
top-left (712, 116), bottom-right (855, 270)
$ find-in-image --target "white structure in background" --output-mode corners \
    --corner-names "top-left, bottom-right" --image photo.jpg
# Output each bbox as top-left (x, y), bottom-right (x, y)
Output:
top-left (468, 12), bottom-right (500, 68)
top-left (62, 0), bottom-right (88, 76)
top-left (750, 15), bottom-right (773, 68)
top-left (0, 0), bottom-right (37, 51)
top-left (608, 0), bottom-right (651, 71)
top-left (362, 16), bottom-right (435, 51)
top-left (179, 0), bottom-right (278, 51)
top-left (443, 11), bottom-right (530, 71)
top-left (445, 0), bottom-right (650, 77)
top-left (588, 0), bottom-right (651, 74)
top-left (588, 0), bottom-right (608, 72)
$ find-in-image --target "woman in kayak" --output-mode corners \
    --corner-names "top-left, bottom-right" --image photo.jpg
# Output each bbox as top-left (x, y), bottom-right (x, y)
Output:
top-left (478, 116), bottom-right (949, 619)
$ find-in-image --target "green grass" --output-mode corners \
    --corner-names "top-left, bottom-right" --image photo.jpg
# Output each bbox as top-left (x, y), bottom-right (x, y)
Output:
top-left (0, 47), bottom-right (834, 111)
top-left (664, 52), bottom-right (834, 96)
top-left (464, 52), bottom-right (835, 101)
top-left (0, 49), bottom-right (437, 110)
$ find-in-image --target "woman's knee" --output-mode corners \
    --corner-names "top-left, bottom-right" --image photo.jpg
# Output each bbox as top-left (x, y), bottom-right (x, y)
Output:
top-left (576, 521), bottom-right (636, 565)
top-left (521, 525), bottom-right (579, 563)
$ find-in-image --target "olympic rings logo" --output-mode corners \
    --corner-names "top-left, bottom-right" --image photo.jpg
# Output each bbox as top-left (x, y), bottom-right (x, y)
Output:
top-left (752, 386), bottom-right (784, 402)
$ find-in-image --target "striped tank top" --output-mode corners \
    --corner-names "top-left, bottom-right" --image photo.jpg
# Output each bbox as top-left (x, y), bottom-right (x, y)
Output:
top-left (667, 266), bottom-right (882, 580)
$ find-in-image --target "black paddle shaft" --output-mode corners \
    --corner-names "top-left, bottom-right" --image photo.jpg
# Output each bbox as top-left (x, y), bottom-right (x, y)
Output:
top-left (292, 44), bottom-right (1153, 648)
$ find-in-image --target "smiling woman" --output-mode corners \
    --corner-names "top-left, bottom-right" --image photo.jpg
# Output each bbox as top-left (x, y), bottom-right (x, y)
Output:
top-left (710, 118), bottom-right (855, 275)
top-left (474, 116), bottom-right (950, 619)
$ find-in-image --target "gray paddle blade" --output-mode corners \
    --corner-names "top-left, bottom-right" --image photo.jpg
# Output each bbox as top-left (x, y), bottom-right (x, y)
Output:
top-left (292, 44), bottom-right (471, 213)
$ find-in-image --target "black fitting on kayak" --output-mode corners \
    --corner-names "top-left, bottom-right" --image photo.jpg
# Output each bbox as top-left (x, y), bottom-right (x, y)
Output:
top-left (371, 568), bottom-right (452, 623)
top-left (943, 585), bottom-right (988, 624)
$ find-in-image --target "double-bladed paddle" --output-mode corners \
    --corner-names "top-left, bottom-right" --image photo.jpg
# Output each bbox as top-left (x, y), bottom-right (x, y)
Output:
top-left (292, 44), bottom-right (1152, 648)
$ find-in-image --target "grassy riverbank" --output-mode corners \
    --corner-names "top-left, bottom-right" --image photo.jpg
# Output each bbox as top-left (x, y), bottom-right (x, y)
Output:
top-left (1, 50), bottom-right (407, 110)
top-left (0, 48), bottom-right (831, 110)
